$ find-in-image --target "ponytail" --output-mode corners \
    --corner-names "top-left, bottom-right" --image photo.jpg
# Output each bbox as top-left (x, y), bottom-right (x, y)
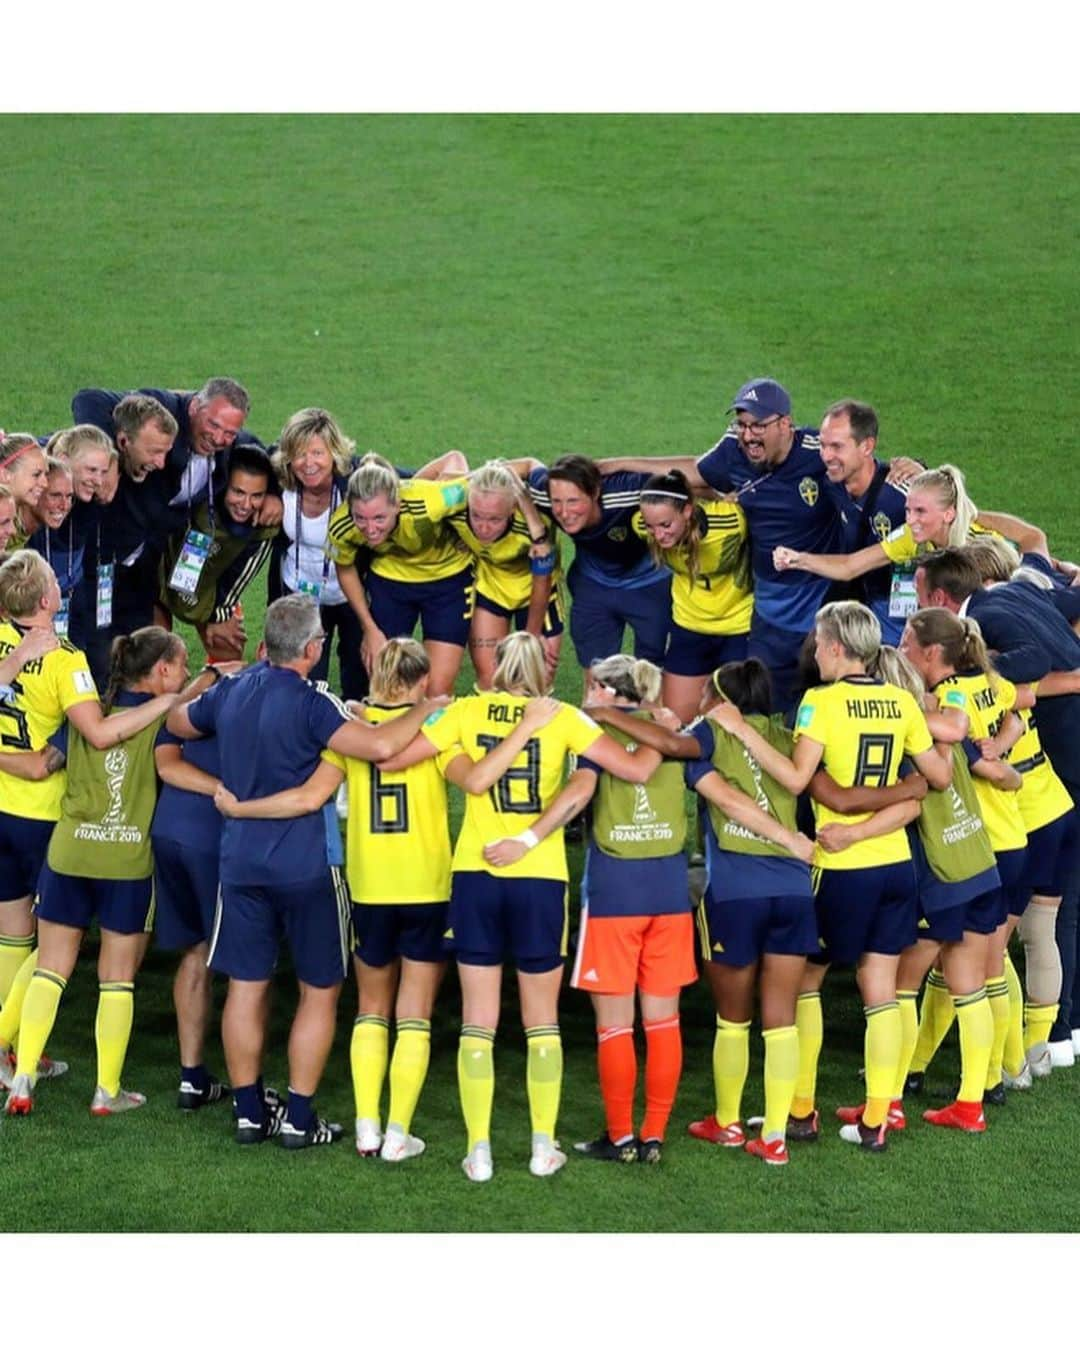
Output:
top-left (369, 637), bottom-right (430, 704)
top-left (105, 627), bottom-right (183, 711)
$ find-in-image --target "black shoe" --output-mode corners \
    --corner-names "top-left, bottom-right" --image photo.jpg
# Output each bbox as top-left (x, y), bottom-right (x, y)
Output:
top-left (279, 1116), bottom-right (345, 1150)
top-left (904, 1071), bottom-right (924, 1096)
top-left (573, 1133), bottom-right (638, 1163)
top-left (234, 1109), bottom-right (284, 1145)
top-left (785, 1110), bottom-right (820, 1143)
top-left (637, 1138), bottom-right (663, 1164)
top-left (983, 1082), bottom-right (1007, 1107)
top-left (839, 1118), bottom-right (888, 1152)
top-left (177, 1074), bottom-right (231, 1111)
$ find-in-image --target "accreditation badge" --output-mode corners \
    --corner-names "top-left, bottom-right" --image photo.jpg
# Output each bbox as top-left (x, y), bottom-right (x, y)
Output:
top-left (96, 562), bottom-right (115, 629)
top-left (168, 529), bottom-right (213, 596)
top-left (55, 595), bottom-right (70, 640)
top-left (888, 564), bottom-right (918, 619)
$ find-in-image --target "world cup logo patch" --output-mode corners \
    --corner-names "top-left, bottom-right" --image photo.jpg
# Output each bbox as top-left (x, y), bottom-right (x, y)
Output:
top-left (798, 477), bottom-right (819, 507)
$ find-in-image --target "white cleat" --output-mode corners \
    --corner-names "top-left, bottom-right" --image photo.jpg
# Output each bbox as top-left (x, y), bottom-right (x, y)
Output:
top-left (380, 1129), bottom-right (426, 1162)
top-left (462, 1142), bottom-right (494, 1183)
top-left (1002, 1061), bottom-right (1034, 1090)
top-left (90, 1085), bottom-right (146, 1116)
top-left (355, 1118), bottom-right (382, 1157)
top-left (529, 1139), bottom-right (568, 1177)
top-left (1072, 1029), bottom-right (1080, 1056)
top-left (1048, 1039), bottom-right (1076, 1069)
top-left (0, 1051), bottom-right (15, 1091)
top-left (37, 1054), bottom-right (69, 1080)
top-left (1026, 1044), bottom-right (1053, 1079)
top-left (5, 1073), bottom-right (34, 1115)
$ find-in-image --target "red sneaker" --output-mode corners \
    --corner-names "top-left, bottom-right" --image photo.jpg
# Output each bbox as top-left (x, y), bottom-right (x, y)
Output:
top-left (923, 1099), bottom-right (986, 1132)
top-left (834, 1100), bottom-right (906, 1131)
top-left (746, 1135), bottom-right (789, 1166)
top-left (687, 1115), bottom-right (745, 1147)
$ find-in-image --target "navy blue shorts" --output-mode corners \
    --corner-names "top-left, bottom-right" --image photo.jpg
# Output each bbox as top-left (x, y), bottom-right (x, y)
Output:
top-left (0, 812), bottom-right (54, 903)
top-left (996, 845), bottom-right (1031, 918)
top-left (448, 871), bottom-right (567, 973)
top-left (474, 588), bottom-right (565, 637)
top-left (351, 901), bottom-right (449, 967)
top-left (1024, 811), bottom-right (1075, 896)
top-left (698, 892), bottom-right (819, 966)
top-left (921, 885), bottom-right (1006, 942)
top-left (748, 616), bottom-right (807, 716)
top-left (566, 567), bottom-right (671, 669)
top-left (367, 568), bottom-right (474, 648)
top-left (209, 867), bottom-right (351, 988)
top-left (664, 623), bottom-right (749, 678)
top-left (152, 836), bottom-right (220, 951)
top-left (811, 861), bottom-right (918, 965)
top-left (36, 861), bottom-right (154, 935)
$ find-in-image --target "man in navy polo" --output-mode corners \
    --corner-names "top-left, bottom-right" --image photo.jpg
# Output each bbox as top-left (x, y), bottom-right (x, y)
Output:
top-left (166, 595), bottom-right (437, 1150)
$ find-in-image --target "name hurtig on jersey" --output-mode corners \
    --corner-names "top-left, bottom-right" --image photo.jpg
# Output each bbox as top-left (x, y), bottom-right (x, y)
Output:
top-left (844, 697), bottom-right (902, 720)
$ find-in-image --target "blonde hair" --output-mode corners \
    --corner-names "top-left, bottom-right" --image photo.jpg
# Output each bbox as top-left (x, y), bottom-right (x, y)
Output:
top-left (346, 452), bottom-right (399, 507)
top-left (589, 653), bottom-right (662, 704)
top-left (492, 631), bottom-right (548, 698)
top-left (907, 463), bottom-right (978, 545)
top-left (51, 424), bottom-right (116, 466)
top-left (964, 536), bottom-right (1018, 584)
top-left (468, 460), bottom-right (520, 505)
top-left (815, 600), bottom-right (881, 665)
top-left (369, 638), bottom-right (430, 703)
top-left (45, 456), bottom-right (73, 481)
top-left (871, 646), bottom-right (925, 700)
top-left (0, 549), bottom-right (54, 619)
top-left (273, 407), bottom-right (355, 491)
top-left (0, 434), bottom-right (45, 482)
top-left (906, 608), bottom-right (995, 681)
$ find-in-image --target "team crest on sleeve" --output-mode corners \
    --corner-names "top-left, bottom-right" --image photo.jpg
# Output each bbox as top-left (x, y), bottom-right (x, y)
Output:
top-left (872, 512), bottom-right (893, 540)
top-left (798, 477), bottom-right (819, 507)
top-left (72, 669), bottom-right (96, 695)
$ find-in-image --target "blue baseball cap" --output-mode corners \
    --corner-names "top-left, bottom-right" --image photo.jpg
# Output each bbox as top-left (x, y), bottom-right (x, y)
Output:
top-left (730, 378), bottom-right (792, 420)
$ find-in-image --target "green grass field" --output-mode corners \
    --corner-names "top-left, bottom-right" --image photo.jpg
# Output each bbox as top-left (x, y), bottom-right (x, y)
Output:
top-left (3, 114), bottom-right (1079, 1235)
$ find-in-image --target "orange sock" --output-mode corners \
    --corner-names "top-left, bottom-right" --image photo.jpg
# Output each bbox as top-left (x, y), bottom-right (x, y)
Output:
top-left (641, 1015), bottom-right (682, 1142)
top-left (596, 1024), bottom-right (636, 1143)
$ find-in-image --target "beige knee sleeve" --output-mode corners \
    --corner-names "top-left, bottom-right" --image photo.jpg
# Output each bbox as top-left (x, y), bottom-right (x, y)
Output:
top-left (1019, 901), bottom-right (1062, 1004)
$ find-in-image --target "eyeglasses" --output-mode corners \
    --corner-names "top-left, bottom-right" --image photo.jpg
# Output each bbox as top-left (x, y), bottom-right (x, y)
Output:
top-left (734, 416), bottom-right (781, 435)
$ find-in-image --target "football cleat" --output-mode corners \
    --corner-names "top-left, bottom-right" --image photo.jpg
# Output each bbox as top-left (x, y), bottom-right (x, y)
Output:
top-left (835, 1100), bottom-right (906, 1132)
top-left (462, 1142), bottom-right (494, 1183)
top-left (90, 1085), bottom-right (146, 1116)
top-left (687, 1115), bottom-right (745, 1147)
top-left (1026, 1044), bottom-right (1052, 1078)
top-left (4, 1073), bottom-right (34, 1115)
top-left (923, 1100), bottom-right (986, 1132)
top-left (839, 1119), bottom-right (888, 1151)
top-left (37, 1053), bottom-right (69, 1081)
top-left (983, 1082), bottom-right (1007, 1107)
top-left (1002, 1061), bottom-right (1033, 1090)
top-left (903, 1070), bottom-right (924, 1096)
top-left (746, 1135), bottom-right (789, 1166)
top-left (574, 1133), bottom-right (639, 1163)
top-left (636, 1138), bottom-right (663, 1164)
top-left (1047, 1039), bottom-right (1075, 1069)
top-left (355, 1118), bottom-right (382, 1157)
top-left (380, 1129), bottom-right (425, 1162)
top-left (235, 1112), bottom-right (282, 1145)
top-left (529, 1139), bottom-right (567, 1177)
top-left (0, 1050), bottom-right (14, 1091)
top-left (177, 1075), bottom-right (231, 1111)
top-left (785, 1110), bottom-right (820, 1143)
top-left (279, 1116), bottom-right (345, 1150)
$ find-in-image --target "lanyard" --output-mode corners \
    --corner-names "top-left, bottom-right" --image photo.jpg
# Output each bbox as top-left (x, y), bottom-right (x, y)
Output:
top-left (43, 515), bottom-right (75, 591)
top-left (186, 459), bottom-right (215, 534)
top-left (295, 482), bottom-right (338, 591)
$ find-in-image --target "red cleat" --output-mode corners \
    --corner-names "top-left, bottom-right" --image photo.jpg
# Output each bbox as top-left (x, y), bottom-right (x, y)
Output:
top-left (746, 1135), bottom-right (789, 1166)
top-left (923, 1099), bottom-right (986, 1132)
top-left (835, 1099), bottom-right (906, 1131)
top-left (687, 1115), bottom-right (745, 1147)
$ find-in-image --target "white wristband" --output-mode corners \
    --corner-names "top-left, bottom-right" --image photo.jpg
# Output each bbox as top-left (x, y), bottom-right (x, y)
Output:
top-left (518, 828), bottom-right (540, 850)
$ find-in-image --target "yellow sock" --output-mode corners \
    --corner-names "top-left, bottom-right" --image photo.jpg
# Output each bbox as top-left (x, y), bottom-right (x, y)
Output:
top-left (525, 1024), bottom-right (562, 1143)
top-left (95, 982), bottom-right (134, 1096)
top-left (0, 946), bottom-right (38, 1050)
top-left (713, 1016), bottom-right (751, 1126)
top-left (1023, 1002), bottom-right (1059, 1054)
top-left (791, 991), bottom-right (822, 1118)
top-left (863, 1001), bottom-right (901, 1128)
top-left (0, 935), bottom-right (35, 1008)
top-left (984, 976), bottom-right (1009, 1088)
top-left (892, 990), bottom-right (919, 1098)
top-left (762, 1025), bottom-right (799, 1141)
top-left (1003, 952), bottom-right (1026, 1075)
top-left (909, 970), bottom-right (954, 1073)
top-left (955, 988), bottom-right (994, 1103)
top-left (458, 1025), bottom-right (495, 1149)
top-left (14, 969), bottom-right (66, 1080)
top-left (387, 1018), bottom-right (431, 1134)
top-left (351, 1014), bottom-right (389, 1121)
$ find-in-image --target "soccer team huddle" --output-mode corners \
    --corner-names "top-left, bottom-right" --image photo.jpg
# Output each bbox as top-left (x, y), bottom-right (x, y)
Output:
top-left (1, 373), bottom-right (1079, 1180)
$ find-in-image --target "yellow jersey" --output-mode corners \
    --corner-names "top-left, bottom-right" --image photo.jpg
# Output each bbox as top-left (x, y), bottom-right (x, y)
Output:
top-left (794, 676), bottom-right (934, 870)
top-left (934, 671), bottom-right (1027, 852)
top-left (326, 478), bottom-right (473, 583)
top-left (0, 621), bottom-right (100, 821)
top-left (323, 703), bottom-right (458, 905)
top-left (1007, 705), bottom-right (1072, 835)
top-left (880, 519), bottom-right (1004, 565)
top-left (421, 692), bottom-right (603, 880)
top-left (632, 501), bottom-right (752, 636)
top-left (445, 511), bottom-right (563, 613)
